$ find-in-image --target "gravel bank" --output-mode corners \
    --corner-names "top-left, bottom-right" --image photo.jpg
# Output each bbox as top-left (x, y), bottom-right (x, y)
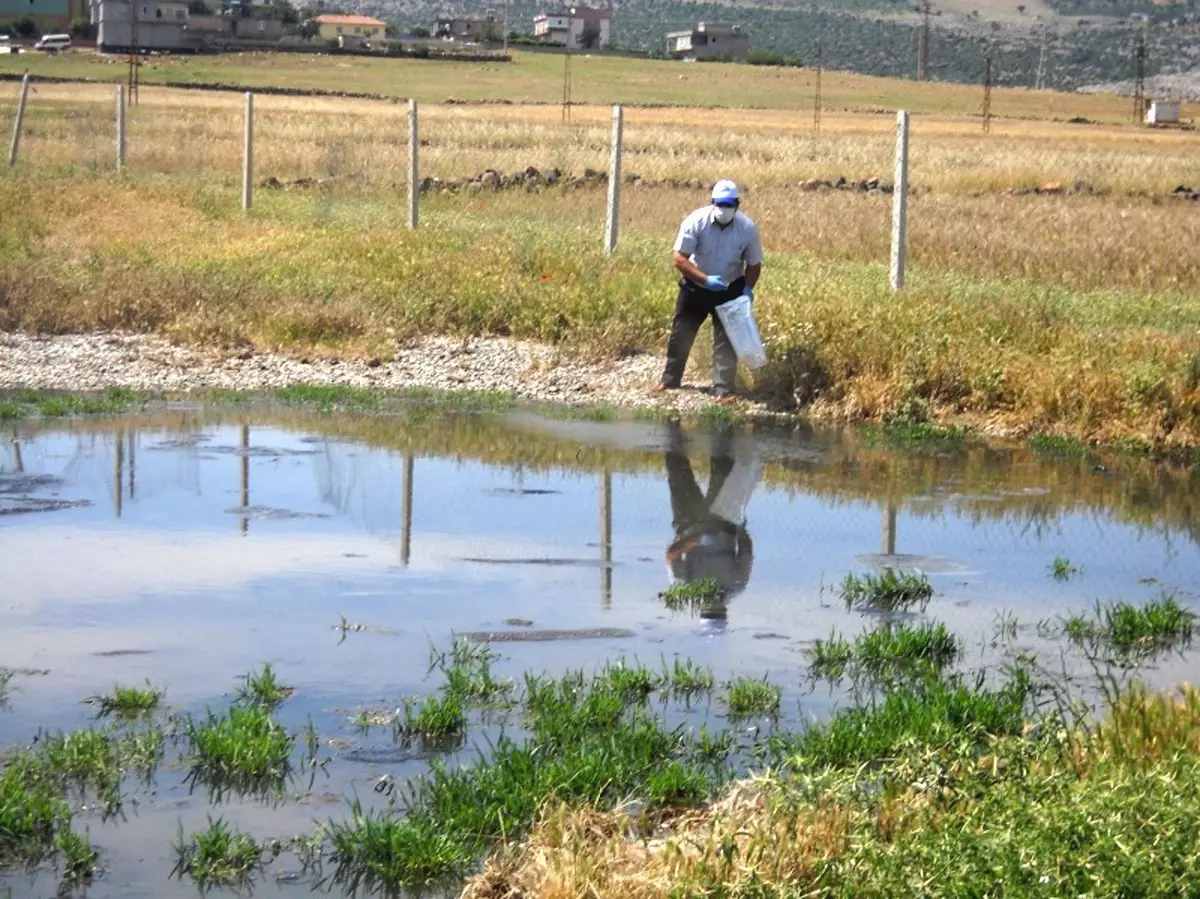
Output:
top-left (0, 332), bottom-right (776, 415)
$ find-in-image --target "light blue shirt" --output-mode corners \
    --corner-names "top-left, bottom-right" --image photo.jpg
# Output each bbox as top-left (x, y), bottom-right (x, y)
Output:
top-left (674, 206), bottom-right (764, 285)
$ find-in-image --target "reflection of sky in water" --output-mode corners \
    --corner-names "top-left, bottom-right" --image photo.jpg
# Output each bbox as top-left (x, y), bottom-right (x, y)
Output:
top-left (3, 415), bottom-right (1200, 897)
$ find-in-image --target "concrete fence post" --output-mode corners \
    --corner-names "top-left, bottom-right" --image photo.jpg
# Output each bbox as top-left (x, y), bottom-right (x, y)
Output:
top-left (604, 104), bottom-right (623, 255)
top-left (116, 84), bottom-right (126, 171)
top-left (8, 73), bottom-right (30, 168)
top-left (889, 110), bottom-right (910, 291)
top-left (242, 92), bottom-right (254, 211)
top-left (407, 99), bottom-right (419, 229)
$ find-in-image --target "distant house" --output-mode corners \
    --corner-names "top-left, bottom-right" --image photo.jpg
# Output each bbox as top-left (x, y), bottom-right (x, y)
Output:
top-left (314, 13), bottom-right (385, 42)
top-left (436, 15), bottom-right (501, 42)
top-left (0, 0), bottom-right (86, 33)
top-left (92, 0), bottom-right (191, 52)
top-left (533, 5), bottom-right (610, 49)
top-left (665, 22), bottom-right (749, 60)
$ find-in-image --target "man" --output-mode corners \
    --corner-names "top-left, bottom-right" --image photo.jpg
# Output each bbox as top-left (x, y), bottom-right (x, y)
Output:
top-left (652, 179), bottom-right (763, 404)
top-left (663, 422), bottom-right (758, 633)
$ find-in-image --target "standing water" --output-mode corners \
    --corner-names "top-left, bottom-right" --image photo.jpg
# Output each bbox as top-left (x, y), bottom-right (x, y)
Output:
top-left (2, 403), bottom-right (1199, 897)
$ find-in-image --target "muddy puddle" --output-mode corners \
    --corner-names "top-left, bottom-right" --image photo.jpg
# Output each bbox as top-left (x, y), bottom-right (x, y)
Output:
top-left (2, 404), bottom-right (1200, 896)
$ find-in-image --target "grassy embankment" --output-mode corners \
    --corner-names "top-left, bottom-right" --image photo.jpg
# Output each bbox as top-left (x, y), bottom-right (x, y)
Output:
top-left (1, 59), bottom-right (1198, 449)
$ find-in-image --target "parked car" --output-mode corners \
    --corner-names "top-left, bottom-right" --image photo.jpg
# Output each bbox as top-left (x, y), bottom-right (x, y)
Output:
top-left (0, 35), bottom-right (17, 54)
top-left (34, 34), bottom-right (72, 52)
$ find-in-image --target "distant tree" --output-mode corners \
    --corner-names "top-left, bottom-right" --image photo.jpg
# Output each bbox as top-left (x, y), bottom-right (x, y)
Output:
top-left (409, 25), bottom-right (431, 37)
top-left (12, 15), bottom-right (38, 37)
top-left (300, 17), bottom-right (319, 37)
top-left (68, 15), bottom-right (95, 37)
top-left (269, 0), bottom-right (299, 24)
top-left (579, 21), bottom-right (601, 48)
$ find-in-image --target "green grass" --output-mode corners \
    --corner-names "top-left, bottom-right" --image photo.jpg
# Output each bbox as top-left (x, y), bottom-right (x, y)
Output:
top-left (396, 694), bottom-right (468, 749)
top-left (182, 705), bottom-right (294, 798)
top-left (723, 677), bottom-right (782, 720)
top-left (234, 663), bottom-right (294, 709)
top-left (809, 622), bottom-right (959, 682)
top-left (432, 639), bottom-right (512, 706)
top-left (274, 384), bottom-right (382, 412)
top-left (790, 669), bottom-right (1033, 767)
top-left (0, 403), bottom-right (22, 420)
top-left (660, 577), bottom-right (725, 612)
top-left (1030, 432), bottom-right (1089, 457)
top-left (171, 818), bottom-right (261, 889)
top-left (840, 569), bottom-right (934, 612)
top-left (1065, 596), bottom-right (1195, 658)
top-left (1050, 555), bottom-right (1080, 581)
top-left (54, 828), bottom-right (97, 890)
top-left (0, 759), bottom-right (72, 868)
top-left (0, 388), bottom-right (138, 419)
top-left (665, 658), bottom-right (716, 697)
top-left (85, 684), bottom-right (161, 719)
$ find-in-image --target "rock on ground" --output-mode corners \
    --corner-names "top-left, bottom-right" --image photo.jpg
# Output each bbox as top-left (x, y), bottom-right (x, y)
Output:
top-left (0, 332), bottom-right (773, 415)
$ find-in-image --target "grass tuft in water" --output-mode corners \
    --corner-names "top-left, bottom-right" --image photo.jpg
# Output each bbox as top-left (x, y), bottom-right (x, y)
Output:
top-left (0, 402), bottom-right (23, 419)
top-left (396, 694), bottom-right (468, 749)
top-left (433, 639), bottom-right (512, 706)
top-left (234, 663), bottom-right (294, 709)
top-left (809, 622), bottom-right (959, 683)
top-left (597, 662), bottom-right (663, 702)
top-left (840, 569), bottom-right (933, 612)
top-left (54, 828), bottom-right (97, 890)
top-left (723, 677), bottom-right (782, 719)
top-left (660, 577), bottom-right (725, 612)
top-left (183, 706), bottom-right (294, 798)
top-left (1050, 556), bottom-right (1080, 581)
top-left (85, 683), bottom-right (161, 719)
top-left (807, 633), bottom-right (855, 680)
top-left (1030, 432), bottom-right (1089, 457)
top-left (37, 729), bottom-right (123, 813)
top-left (665, 658), bottom-right (716, 697)
top-left (1065, 596), bottom-right (1195, 658)
top-left (11, 388), bottom-right (140, 418)
top-left (274, 383), bottom-right (381, 412)
top-left (171, 817), bottom-right (262, 889)
top-left (0, 759), bottom-right (71, 867)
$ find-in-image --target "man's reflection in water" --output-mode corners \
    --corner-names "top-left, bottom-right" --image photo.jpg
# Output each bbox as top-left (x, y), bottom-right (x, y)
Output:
top-left (664, 424), bottom-right (760, 632)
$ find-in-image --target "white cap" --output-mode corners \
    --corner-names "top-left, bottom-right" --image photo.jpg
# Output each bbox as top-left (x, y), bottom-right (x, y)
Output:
top-left (711, 180), bottom-right (739, 204)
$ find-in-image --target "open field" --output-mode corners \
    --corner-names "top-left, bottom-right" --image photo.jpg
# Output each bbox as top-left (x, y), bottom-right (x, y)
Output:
top-left (1, 71), bottom-right (1199, 450)
top-left (0, 48), bottom-right (1145, 121)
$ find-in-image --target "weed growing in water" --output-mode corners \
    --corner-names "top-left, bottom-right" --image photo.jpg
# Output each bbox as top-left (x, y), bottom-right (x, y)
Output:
top-left (432, 639), bottom-right (512, 705)
top-left (1030, 432), bottom-right (1089, 457)
top-left (807, 633), bottom-right (855, 680)
top-left (54, 828), bottom-right (97, 890)
top-left (37, 728), bottom-right (123, 813)
top-left (723, 677), bottom-right (782, 719)
top-left (0, 403), bottom-right (21, 420)
top-left (85, 683), bottom-right (161, 719)
top-left (597, 662), bottom-right (663, 703)
top-left (1050, 556), bottom-right (1080, 581)
top-left (395, 694), bottom-right (468, 749)
top-left (183, 706), bottom-right (294, 798)
top-left (1065, 596), bottom-right (1195, 659)
top-left (660, 577), bottom-right (725, 612)
top-left (19, 388), bottom-right (138, 418)
top-left (0, 759), bottom-right (71, 866)
top-left (840, 569), bottom-right (933, 612)
top-left (274, 383), bottom-right (382, 412)
top-left (234, 664), bottom-right (294, 709)
top-left (171, 818), bottom-right (262, 889)
top-left (665, 658), bottom-right (716, 697)
top-left (808, 623), bottom-right (959, 683)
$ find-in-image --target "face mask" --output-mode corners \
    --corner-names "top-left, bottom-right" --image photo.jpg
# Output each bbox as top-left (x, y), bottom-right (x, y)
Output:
top-left (713, 205), bottom-right (736, 225)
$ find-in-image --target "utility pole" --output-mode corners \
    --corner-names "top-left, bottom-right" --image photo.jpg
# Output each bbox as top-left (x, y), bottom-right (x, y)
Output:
top-left (1035, 26), bottom-right (1048, 90)
top-left (982, 53), bottom-right (992, 133)
top-left (916, 0), bottom-right (932, 81)
top-left (1132, 30), bottom-right (1147, 125)
top-left (127, 0), bottom-right (140, 106)
top-left (562, 46), bottom-right (572, 122)
top-left (813, 39), bottom-right (822, 135)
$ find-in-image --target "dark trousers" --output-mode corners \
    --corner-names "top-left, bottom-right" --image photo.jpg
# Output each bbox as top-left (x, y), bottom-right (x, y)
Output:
top-left (660, 277), bottom-right (745, 395)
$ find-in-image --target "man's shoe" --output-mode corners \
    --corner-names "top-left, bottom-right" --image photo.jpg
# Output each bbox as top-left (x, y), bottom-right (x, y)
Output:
top-left (713, 393), bottom-right (739, 406)
top-left (649, 382), bottom-right (677, 394)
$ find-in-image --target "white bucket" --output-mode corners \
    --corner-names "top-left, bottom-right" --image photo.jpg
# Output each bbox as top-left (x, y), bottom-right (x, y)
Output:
top-left (715, 295), bottom-right (768, 369)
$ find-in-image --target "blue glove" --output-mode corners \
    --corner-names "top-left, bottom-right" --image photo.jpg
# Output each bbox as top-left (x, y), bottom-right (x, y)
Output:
top-left (704, 275), bottom-right (729, 291)
top-left (742, 287), bottom-right (754, 302)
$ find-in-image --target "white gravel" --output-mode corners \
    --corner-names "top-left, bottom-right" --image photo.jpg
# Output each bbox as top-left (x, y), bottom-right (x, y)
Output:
top-left (0, 331), bottom-right (775, 415)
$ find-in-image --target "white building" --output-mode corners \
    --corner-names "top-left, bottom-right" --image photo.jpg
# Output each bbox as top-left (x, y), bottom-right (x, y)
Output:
top-left (665, 21), bottom-right (749, 61)
top-left (533, 5), bottom-right (610, 49)
top-left (92, 0), bottom-right (192, 52)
